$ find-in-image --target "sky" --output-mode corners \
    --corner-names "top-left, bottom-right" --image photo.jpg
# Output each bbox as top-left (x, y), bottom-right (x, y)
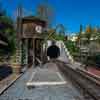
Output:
top-left (1, 0), bottom-right (100, 34)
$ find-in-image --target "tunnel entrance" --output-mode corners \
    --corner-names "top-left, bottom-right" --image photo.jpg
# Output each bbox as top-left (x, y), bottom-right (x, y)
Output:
top-left (47, 45), bottom-right (60, 59)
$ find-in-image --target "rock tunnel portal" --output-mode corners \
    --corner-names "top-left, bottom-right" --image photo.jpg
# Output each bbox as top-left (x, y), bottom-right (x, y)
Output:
top-left (47, 45), bottom-right (60, 59)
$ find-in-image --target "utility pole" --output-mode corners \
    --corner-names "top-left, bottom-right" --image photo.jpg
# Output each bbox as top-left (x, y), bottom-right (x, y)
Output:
top-left (36, 0), bottom-right (53, 28)
top-left (12, 2), bottom-right (23, 74)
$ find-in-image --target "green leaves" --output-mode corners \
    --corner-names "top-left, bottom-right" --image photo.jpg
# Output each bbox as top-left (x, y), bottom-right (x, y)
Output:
top-left (53, 34), bottom-right (64, 41)
top-left (65, 40), bottom-right (79, 55)
top-left (0, 14), bottom-right (16, 57)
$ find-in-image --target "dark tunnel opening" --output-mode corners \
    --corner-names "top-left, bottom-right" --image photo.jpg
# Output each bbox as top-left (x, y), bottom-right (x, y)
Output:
top-left (47, 45), bottom-right (60, 59)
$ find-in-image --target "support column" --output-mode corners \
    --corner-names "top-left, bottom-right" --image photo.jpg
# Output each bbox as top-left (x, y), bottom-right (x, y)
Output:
top-left (32, 39), bottom-right (35, 67)
top-left (21, 39), bottom-right (28, 67)
top-left (25, 39), bottom-right (28, 66)
top-left (10, 40), bottom-right (22, 74)
top-left (40, 40), bottom-right (44, 64)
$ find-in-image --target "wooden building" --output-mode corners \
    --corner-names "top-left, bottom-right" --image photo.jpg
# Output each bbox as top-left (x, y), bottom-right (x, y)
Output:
top-left (17, 16), bottom-right (47, 67)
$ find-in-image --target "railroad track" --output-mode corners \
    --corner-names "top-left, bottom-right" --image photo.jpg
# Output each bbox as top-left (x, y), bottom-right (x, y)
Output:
top-left (55, 60), bottom-right (100, 100)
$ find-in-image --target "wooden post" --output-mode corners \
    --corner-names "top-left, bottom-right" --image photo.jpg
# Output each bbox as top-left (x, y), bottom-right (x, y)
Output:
top-left (40, 39), bottom-right (44, 64)
top-left (25, 39), bottom-right (28, 66)
top-left (11, 41), bottom-right (22, 74)
top-left (11, 7), bottom-right (23, 74)
top-left (32, 39), bottom-right (35, 67)
top-left (22, 39), bottom-right (28, 67)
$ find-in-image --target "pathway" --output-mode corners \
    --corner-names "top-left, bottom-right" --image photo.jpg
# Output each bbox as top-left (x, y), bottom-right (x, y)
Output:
top-left (0, 62), bottom-right (86, 100)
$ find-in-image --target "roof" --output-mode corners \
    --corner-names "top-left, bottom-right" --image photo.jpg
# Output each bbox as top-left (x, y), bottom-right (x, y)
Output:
top-left (21, 16), bottom-right (46, 27)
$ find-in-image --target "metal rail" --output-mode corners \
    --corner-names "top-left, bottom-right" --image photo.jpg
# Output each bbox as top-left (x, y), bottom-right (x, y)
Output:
top-left (55, 60), bottom-right (100, 100)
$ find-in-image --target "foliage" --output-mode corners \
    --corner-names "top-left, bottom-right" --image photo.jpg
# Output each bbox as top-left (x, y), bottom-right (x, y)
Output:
top-left (53, 34), bottom-right (65, 41)
top-left (50, 32), bottom-right (79, 55)
top-left (86, 53), bottom-right (100, 67)
top-left (64, 40), bottom-right (79, 55)
top-left (46, 28), bottom-right (65, 41)
top-left (47, 28), bottom-right (78, 55)
top-left (0, 12), bottom-right (16, 57)
top-left (94, 53), bottom-right (100, 67)
top-left (76, 24), bottom-right (100, 66)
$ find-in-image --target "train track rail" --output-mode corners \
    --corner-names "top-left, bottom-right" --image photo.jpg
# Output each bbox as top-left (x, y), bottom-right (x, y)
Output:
top-left (55, 60), bottom-right (100, 100)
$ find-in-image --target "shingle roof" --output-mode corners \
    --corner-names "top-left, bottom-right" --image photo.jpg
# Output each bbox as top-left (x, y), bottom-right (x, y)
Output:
top-left (21, 16), bottom-right (46, 27)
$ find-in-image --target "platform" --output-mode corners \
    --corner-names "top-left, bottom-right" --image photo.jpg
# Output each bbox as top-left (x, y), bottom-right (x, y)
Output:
top-left (26, 67), bottom-right (66, 86)
top-left (0, 62), bottom-right (86, 100)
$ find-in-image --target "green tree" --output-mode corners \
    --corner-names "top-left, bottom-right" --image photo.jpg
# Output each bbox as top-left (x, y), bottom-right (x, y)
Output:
top-left (65, 40), bottom-right (79, 55)
top-left (0, 10), bottom-right (16, 57)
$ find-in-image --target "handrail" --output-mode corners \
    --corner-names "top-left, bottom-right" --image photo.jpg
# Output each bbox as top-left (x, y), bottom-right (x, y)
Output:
top-left (57, 61), bottom-right (100, 100)
top-left (76, 68), bottom-right (100, 84)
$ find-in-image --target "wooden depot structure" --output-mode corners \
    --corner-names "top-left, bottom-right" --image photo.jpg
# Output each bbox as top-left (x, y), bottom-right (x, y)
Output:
top-left (16, 16), bottom-right (47, 70)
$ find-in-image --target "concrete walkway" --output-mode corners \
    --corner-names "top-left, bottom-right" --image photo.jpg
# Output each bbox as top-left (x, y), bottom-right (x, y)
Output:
top-left (0, 62), bottom-right (85, 100)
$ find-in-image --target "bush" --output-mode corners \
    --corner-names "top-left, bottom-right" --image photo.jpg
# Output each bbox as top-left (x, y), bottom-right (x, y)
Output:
top-left (0, 15), bottom-right (16, 58)
top-left (64, 40), bottom-right (79, 55)
top-left (94, 53), bottom-right (100, 67)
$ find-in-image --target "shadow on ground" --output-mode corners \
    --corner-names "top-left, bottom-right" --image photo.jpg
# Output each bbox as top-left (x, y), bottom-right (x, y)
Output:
top-left (0, 64), bottom-right (12, 81)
